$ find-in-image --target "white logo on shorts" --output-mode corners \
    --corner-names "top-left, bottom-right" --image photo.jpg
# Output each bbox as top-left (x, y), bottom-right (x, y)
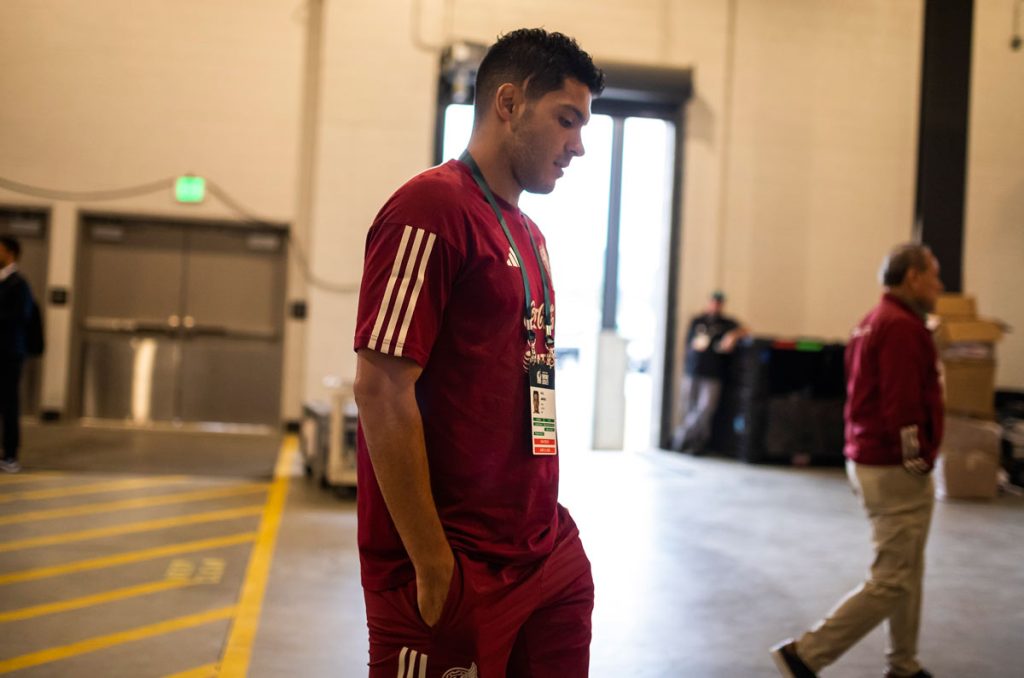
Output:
top-left (442, 663), bottom-right (478, 678)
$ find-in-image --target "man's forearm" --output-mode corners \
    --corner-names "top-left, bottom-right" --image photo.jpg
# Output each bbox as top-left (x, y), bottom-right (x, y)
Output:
top-left (358, 390), bottom-right (451, 572)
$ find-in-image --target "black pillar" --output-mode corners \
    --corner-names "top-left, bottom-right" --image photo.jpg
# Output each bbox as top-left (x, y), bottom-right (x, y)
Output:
top-left (914, 0), bottom-right (974, 292)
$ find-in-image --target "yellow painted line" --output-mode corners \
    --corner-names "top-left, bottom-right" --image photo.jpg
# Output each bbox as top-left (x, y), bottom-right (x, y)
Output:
top-left (218, 436), bottom-right (296, 677)
top-left (0, 504), bottom-right (263, 553)
top-left (0, 605), bottom-right (236, 673)
top-left (0, 532), bottom-right (256, 586)
top-left (0, 482), bottom-right (268, 526)
top-left (163, 663), bottom-right (219, 678)
top-left (0, 475), bottom-right (189, 503)
top-left (0, 578), bottom-right (198, 623)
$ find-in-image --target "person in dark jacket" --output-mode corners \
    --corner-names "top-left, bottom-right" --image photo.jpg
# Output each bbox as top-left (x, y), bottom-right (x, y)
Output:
top-left (671, 290), bottom-right (746, 454)
top-left (0, 237), bottom-right (33, 473)
top-left (771, 243), bottom-right (944, 678)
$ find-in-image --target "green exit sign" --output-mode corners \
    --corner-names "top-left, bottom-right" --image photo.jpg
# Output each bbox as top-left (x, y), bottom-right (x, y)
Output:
top-left (175, 176), bottom-right (206, 204)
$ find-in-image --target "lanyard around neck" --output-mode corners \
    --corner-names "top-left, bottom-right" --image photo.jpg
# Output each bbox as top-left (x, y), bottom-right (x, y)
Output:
top-left (460, 151), bottom-right (554, 348)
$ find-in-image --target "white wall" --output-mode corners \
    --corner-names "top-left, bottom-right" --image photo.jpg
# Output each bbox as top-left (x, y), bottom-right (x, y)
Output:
top-left (1, 0), bottom-right (1020, 422)
top-left (965, 0), bottom-right (1024, 390)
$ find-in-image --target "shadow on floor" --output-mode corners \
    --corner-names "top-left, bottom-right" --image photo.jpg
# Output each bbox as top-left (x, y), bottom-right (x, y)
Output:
top-left (18, 421), bottom-right (282, 478)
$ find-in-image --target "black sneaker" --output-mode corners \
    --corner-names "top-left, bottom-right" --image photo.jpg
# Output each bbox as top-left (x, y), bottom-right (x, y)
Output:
top-left (770, 640), bottom-right (818, 678)
top-left (884, 670), bottom-right (932, 678)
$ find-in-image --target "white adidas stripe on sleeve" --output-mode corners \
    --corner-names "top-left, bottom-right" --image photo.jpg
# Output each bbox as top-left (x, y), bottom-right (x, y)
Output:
top-left (368, 225), bottom-right (437, 358)
top-left (369, 225), bottom-right (414, 348)
top-left (393, 232), bottom-right (436, 357)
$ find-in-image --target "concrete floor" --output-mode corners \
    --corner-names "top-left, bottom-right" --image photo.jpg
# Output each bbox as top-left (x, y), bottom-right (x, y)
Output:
top-left (1, 427), bottom-right (1022, 676)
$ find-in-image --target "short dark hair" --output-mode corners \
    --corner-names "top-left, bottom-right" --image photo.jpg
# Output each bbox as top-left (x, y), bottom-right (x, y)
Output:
top-left (880, 242), bottom-right (932, 287)
top-left (474, 28), bottom-right (605, 121)
top-left (0, 237), bottom-right (21, 260)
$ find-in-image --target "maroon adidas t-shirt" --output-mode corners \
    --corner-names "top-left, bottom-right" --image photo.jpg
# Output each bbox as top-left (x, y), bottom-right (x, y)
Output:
top-left (353, 159), bottom-right (575, 591)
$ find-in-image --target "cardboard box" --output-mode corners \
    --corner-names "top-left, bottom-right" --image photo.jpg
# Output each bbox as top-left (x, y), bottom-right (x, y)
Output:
top-left (935, 294), bottom-right (977, 319)
top-left (930, 293), bottom-right (1004, 421)
top-left (934, 318), bottom-right (1004, 345)
top-left (936, 416), bottom-right (1001, 500)
top-left (942, 359), bottom-right (996, 419)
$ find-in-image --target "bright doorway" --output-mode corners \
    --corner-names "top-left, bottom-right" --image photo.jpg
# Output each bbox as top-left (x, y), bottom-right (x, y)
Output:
top-left (441, 105), bottom-right (676, 451)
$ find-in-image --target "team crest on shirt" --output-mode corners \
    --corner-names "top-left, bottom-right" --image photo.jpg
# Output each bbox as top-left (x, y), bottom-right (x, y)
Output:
top-left (442, 664), bottom-right (478, 678)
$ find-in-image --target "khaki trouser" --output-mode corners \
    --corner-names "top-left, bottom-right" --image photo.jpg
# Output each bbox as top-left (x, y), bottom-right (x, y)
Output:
top-left (670, 376), bottom-right (722, 453)
top-left (796, 461), bottom-right (935, 675)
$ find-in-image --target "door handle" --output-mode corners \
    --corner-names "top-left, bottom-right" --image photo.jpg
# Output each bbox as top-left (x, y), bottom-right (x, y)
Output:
top-left (84, 317), bottom-right (178, 334)
top-left (183, 324), bottom-right (278, 341)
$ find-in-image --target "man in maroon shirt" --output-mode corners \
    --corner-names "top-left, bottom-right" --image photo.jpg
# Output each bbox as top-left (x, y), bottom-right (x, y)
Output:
top-left (772, 243), bottom-right (944, 678)
top-left (353, 29), bottom-right (604, 677)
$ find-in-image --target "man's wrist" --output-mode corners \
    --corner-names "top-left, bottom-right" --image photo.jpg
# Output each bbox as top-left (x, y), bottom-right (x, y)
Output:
top-left (412, 547), bottom-right (454, 575)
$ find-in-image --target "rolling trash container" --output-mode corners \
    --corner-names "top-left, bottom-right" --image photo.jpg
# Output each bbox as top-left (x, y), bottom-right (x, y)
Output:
top-left (711, 337), bottom-right (846, 465)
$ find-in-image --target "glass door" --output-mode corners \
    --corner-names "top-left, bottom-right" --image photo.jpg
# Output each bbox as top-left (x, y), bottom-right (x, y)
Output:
top-left (617, 117), bottom-right (676, 451)
top-left (441, 105), bottom-right (675, 450)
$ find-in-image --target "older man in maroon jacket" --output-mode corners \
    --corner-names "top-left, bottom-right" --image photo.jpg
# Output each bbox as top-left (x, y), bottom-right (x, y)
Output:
top-left (772, 243), bottom-right (945, 678)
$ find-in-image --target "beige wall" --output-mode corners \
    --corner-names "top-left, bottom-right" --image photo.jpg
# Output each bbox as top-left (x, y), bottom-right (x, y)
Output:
top-left (716, 1), bottom-right (923, 340)
top-left (0, 0), bottom-right (303, 415)
top-left (1, 0), bottom-right (1020, 422)
top-left (304, 0), bottom-right (927, 403)
top-left (965, 0), bottom-right (1024, 389)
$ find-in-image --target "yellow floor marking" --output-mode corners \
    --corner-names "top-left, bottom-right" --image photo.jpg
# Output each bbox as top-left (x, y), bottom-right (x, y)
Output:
top-left (0, 482), bottom-right (268, 526)
top-left (0, 605), bottom-right (236, 673)
top-left (162, 662), bottom-right (219, 678)
top-left (0, 532), bottom-right (256, 586)
top-left (218, 436), bottom-right (296, 677)
top-left (0, 578), bottom-right (198, 623)
top-left (0, 505), bottom-right (263, 553)
top-left (0, 475), bottom-right (189, 503)
top-left (195, 557), bottom-right (225, 584)
top-left (165, 558), bottom-right (198, 581)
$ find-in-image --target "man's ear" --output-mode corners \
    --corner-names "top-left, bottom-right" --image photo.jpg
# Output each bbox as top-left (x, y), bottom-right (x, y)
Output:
top-left (495, 83), bottom-right (519, 122)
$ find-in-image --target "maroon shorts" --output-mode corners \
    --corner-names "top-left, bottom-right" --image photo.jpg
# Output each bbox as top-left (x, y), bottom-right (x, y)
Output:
top-left (363, 530), bottom-right (593, 678)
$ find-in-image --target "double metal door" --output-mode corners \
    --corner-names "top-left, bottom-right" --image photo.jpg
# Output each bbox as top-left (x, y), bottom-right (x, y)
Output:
top-left (78, 219), bottom-right (285, 426)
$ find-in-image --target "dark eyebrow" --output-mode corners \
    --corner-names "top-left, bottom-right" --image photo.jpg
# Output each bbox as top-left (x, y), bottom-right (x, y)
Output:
top-left (560, 105), bottom-right (588, 125)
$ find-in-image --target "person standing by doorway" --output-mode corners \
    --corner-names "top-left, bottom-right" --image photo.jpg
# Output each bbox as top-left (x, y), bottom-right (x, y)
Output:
top-left (0, 237), bottom-right (35, 473)
top-left (771, 243), bottom-right (945, 678)
top-left (671, 290), bottom-right (747, 454)
top-left (353, 29), bottom-right (604, 677)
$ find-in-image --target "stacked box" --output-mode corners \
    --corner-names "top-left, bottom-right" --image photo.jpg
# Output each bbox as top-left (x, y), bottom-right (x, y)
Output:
top-left (936, 416), bottom-right (1002, 500)
top-left (932, 294), bottom-right (1004, 419)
